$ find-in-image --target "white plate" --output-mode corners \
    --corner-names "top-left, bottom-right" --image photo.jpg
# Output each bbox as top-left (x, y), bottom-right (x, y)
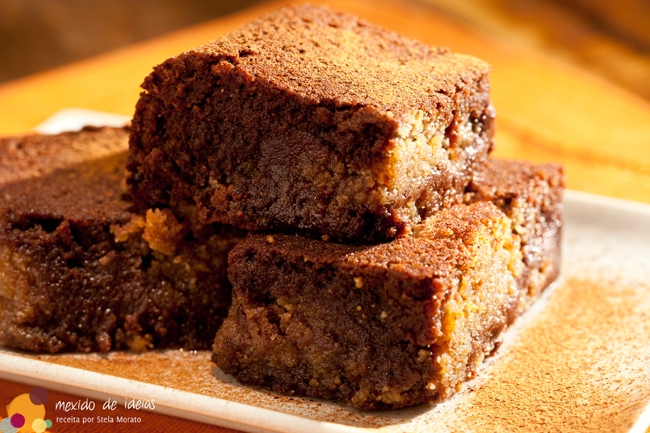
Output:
top-left (1, 111), bottom-right (649, 433)
top-left (33, 108), bottom-right (131, 134)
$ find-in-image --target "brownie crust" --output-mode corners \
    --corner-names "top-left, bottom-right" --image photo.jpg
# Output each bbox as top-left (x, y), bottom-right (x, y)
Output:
top-left (128, 5), bottom-right (495, 242)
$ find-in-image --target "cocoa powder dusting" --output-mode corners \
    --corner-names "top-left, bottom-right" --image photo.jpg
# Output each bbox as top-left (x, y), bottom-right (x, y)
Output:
top-left (455, 277), bottom-right (650, 433)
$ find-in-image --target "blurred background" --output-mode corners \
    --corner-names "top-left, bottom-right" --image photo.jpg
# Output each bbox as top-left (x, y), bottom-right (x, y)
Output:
top-left (0, 0), bottom-right (264, 82)
top-left (1, 0), bottom-right (649, 102)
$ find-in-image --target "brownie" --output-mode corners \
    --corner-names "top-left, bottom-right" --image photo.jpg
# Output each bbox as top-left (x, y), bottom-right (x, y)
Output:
top-left (128, 4), bottom-right (496, 242)
top-left (0, 128), bottom-right (244, 353)
top-left (212, 158), bottom-right (564, 410)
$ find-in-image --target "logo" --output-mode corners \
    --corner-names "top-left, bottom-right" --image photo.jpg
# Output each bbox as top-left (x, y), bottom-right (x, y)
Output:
top-left (0, 387), bottom-right (52, 433)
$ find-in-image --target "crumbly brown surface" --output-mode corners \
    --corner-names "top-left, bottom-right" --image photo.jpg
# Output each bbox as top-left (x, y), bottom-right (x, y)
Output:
top-left (0, 126), bottom-right (129, 186)
top-left (0, 129), bottom-right (244, 353)
top-left (128, 4), bottom-right (495, 242)
top-left (212, 158), bottom-right (564, 410)
top-left (465, 158), bottom-right (564, 317)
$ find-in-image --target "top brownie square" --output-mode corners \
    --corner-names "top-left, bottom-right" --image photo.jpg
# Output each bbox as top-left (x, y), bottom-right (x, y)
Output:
top-left (128, 4), bottom-right (495, 242)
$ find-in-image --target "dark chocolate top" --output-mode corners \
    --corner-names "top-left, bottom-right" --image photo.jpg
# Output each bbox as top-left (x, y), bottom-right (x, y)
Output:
top-left (469, 159), bottom-right (564, 200)
top-left (0, 126), bottom-right (129, 186)
top-left (0, 151), bottom-right (132, 229)
top-left (184, 4), bottom-right (490, 120)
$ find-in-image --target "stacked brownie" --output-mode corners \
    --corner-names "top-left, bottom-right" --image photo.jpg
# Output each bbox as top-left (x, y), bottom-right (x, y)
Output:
top-left (211, 159), bottom-right (563, 409)
top-left (127, 4), bottom-right (564, 409)
top-left (0, 4), bottom-right (564, 410)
